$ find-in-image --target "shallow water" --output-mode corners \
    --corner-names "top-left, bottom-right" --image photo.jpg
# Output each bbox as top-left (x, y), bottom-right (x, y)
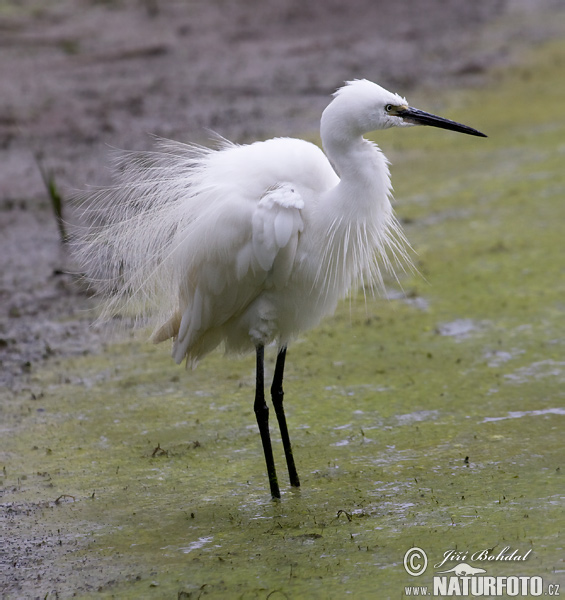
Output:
top-left (3, 36), bottom-right (565, 600)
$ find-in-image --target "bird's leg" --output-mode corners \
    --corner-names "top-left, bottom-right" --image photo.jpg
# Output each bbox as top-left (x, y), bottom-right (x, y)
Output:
top-left (271, 346), bottom-right (300, 488)
top-left (254, 345), bottom-right (281, 499)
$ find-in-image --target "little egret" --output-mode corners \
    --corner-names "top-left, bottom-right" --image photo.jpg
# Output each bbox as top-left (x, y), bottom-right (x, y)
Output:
top-left (77, 80), bottom-right (486, 499)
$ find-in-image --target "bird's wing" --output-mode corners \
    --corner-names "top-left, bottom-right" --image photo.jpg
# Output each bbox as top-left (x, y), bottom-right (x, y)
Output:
top-left (77, 136), bottom-right (318, 365)
top-left (251, 183), bottom-right (304, 288)
top-left (162, 182), bottom-right (305, 364)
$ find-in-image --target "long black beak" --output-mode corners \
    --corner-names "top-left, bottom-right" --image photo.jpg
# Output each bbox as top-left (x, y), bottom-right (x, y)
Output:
top-left (400, 106), bottom-right (487, 138)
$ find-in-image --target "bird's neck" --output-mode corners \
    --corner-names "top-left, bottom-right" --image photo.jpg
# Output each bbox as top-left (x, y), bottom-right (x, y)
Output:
top-left (322, 132), bottom-right (392, 221)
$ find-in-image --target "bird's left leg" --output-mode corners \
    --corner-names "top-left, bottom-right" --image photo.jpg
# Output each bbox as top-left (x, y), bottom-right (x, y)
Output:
top-left (254, 345), bottom-right (281, 499)
top-left (271, 346), bottom-right (300, 488)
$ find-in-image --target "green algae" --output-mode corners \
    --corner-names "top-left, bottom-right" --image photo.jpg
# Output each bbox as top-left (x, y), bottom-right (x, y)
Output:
top-left (3, 39), bottom-right (565, 600)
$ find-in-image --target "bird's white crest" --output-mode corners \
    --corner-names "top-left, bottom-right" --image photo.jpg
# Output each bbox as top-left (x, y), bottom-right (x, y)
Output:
top-left (333, 79), bottom-right (408, 107)
top-left (74, 81), bottom-right (415, 367)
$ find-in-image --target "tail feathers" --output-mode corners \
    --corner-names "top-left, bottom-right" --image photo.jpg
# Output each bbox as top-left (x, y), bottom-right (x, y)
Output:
top-left (150, 313), bottom-right (181, 344)
top-left (151, 311), bottom-right (224, 369)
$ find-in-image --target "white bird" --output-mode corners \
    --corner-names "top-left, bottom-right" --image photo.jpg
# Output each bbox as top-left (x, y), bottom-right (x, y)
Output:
top-left (76, 80), bottom-right (486, 499)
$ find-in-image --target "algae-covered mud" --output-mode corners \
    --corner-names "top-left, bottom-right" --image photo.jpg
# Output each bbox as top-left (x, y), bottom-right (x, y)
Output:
top-left (3, 35), bottom-right (565, 600)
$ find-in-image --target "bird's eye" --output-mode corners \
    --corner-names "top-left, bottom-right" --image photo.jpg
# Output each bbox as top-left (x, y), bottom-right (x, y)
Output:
top-left (385, 104), bottom-right (394, 113)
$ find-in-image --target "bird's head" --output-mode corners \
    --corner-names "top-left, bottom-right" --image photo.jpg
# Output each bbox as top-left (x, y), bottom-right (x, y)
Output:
top-left (322, 79), bottom-right (486, 142)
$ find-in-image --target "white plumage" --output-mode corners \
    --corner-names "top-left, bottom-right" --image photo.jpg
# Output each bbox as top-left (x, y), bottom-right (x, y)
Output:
top-left (75, 79), bottom-right (485, 498)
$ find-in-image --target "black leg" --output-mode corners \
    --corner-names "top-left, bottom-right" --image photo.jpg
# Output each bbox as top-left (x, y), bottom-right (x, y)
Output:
top-left (271, 346), bottom-right (300, 488)
top-left (254, 345), bottom-right (280, 499)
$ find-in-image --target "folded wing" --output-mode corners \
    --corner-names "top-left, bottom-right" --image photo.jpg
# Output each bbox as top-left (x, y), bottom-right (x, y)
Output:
top-left (154, 182), bottom-right (304, 365)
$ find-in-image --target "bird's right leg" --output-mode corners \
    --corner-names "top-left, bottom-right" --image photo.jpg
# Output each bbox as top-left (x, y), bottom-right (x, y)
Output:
top-left (271, 346), bottom-right (300, 488)
top-left (254, 345), bottom-right (281, 499)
